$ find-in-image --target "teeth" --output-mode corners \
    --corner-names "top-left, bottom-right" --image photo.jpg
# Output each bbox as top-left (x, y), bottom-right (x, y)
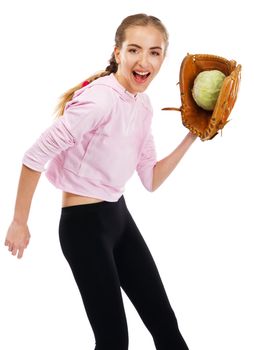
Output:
top-left (135, 71), bottom-right (149, 76)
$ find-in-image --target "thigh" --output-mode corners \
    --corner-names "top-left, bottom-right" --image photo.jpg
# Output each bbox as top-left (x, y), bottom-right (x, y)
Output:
top-left (59, 205), bottom-right (129, 348)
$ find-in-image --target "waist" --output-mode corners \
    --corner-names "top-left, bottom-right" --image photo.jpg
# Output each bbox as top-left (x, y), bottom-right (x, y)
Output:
top-left (62, 192), bottom-right (104, 208)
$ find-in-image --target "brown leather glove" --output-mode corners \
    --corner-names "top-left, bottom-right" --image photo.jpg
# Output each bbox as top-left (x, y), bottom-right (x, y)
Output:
top-left (162, 53), bottom-right (241, 141)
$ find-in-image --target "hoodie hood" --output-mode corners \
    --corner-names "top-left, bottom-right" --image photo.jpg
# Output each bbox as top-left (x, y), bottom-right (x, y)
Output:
top-left (91, 73), bottom-right (139, 102)
top-left (73, 73), bottom-right (137, 103)
top-left (72, 73), bottom-right (152, 112)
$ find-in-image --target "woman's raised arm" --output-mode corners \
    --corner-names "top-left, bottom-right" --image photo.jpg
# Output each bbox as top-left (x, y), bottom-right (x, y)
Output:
top-left (152, 132), bottom-right (197, 191)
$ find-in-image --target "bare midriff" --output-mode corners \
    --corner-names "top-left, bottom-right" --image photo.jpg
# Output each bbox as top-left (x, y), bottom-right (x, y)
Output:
top-left (62, 191), bottom-right (104, 207)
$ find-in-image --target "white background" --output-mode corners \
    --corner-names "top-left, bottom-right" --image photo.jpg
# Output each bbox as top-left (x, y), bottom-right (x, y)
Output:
top-left (0, 1), bottom-right (253, 349)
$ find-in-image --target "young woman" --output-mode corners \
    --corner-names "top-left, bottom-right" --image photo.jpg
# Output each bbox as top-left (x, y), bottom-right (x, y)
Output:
top-left (5, 13), bottom-right (197, 350)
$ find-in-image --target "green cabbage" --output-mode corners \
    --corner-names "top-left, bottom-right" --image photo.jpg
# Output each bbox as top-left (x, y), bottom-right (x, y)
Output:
top-left (192, 70), bottom-right (226, 111)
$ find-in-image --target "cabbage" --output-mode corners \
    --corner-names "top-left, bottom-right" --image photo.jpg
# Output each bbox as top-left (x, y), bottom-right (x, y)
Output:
top-left (192, 70), bottom-right (226, 111)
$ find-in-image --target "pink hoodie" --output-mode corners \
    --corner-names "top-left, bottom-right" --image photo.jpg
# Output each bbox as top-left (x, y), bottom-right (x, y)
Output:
top-left (22, 73), bottom-right (157, 202)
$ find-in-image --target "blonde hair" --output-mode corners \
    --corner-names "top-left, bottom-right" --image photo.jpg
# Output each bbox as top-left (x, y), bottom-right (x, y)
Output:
top-left (54, 13), bottom-right (169, 117)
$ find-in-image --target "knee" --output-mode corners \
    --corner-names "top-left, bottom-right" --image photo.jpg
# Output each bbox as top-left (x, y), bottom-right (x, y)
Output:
top-left (96, 330), bottom-right (129, 350)
top-left (153, 327), bottom-right (189, 350)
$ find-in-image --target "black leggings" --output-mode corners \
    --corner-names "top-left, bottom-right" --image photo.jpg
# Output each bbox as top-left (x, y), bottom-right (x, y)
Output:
top-left (59, 195), bottom-right (189, 350)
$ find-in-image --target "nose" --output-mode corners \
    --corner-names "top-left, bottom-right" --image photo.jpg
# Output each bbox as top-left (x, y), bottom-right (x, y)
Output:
top-left (137, 52), bottom-right (150, 68)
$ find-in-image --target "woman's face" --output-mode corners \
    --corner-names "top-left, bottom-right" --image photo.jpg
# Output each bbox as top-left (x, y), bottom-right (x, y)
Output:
top-left (114, 25), bottom-right (166, 95)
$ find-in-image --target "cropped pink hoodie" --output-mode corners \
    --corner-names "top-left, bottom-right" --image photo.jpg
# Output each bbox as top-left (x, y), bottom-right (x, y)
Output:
top-left (22, 73), bottom-right (157, 202)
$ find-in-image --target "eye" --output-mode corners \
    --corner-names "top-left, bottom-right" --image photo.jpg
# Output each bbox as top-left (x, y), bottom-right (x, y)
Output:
top-left (128, 48), bottom-right (138, 54)
top-left (151, 51), bottom-right (160, 56)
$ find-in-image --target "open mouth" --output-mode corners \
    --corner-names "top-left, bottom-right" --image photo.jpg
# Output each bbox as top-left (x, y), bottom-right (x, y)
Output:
top-left (132, 71), bottom-right (151, 83)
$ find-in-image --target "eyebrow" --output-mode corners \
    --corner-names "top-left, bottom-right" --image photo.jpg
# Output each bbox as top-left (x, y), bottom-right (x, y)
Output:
top-left (127, 44), bottom-right (162, 50)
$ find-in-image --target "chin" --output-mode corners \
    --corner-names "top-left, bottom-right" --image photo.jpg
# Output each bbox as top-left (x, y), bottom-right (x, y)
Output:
top-left (136, 82), bottom-right (151, 93)
top-left (130, 81), bottom-right (151, 94)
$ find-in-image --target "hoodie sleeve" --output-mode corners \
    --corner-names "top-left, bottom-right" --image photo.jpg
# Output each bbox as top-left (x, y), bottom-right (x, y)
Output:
top-left (22, 85), bottom-right (111, 172)
top-left (136, 131), bottom-right (157, 192)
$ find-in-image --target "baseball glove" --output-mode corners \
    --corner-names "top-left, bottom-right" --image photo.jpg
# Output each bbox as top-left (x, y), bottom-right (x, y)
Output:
top-left (162, 53), bottom-right (241, 141)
